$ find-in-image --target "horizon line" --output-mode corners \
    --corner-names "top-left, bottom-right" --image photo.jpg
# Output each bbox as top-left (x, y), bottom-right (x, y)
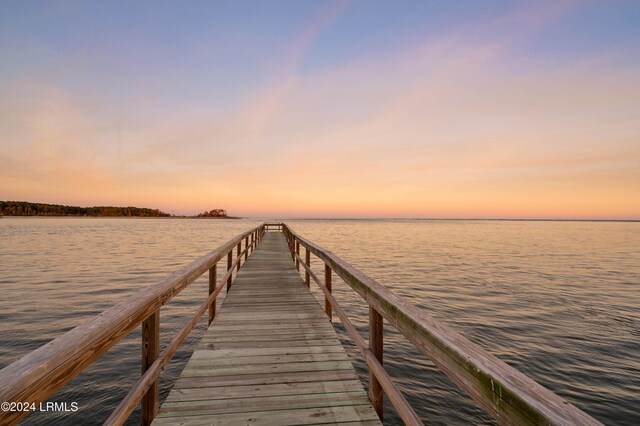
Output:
top-left (3, 216), bottom-right (638, 223)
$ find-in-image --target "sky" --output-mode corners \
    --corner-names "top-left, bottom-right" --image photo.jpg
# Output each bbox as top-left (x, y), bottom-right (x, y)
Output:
top-left (1, 0), bottom-right (639, 219)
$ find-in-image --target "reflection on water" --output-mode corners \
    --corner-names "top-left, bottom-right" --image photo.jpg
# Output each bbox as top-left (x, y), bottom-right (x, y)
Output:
top-left (0, 218), bottom-right (638, 425)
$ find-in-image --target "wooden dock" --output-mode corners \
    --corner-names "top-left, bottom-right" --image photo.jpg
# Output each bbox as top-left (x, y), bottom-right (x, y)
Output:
top-left (0, 223), bottom-right (603, 426)
top-left (153, 233), bottom-right (381, 425)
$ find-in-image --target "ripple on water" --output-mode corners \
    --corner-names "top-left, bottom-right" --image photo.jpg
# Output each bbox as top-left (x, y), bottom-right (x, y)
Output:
top-left (0, 218), bottom-right (638, 425)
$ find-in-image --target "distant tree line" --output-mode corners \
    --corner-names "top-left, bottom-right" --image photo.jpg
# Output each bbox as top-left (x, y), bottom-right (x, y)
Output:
top-left (0, 201), bottom-right (171, 217)
top-left (196, 209), bottom-right (230, 218)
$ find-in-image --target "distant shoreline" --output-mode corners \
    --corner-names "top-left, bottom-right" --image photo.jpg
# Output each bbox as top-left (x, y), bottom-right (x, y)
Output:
top-left (0, 215), bottom-right (241, 219)
top-left (0, 201), bottom-right (238, 219)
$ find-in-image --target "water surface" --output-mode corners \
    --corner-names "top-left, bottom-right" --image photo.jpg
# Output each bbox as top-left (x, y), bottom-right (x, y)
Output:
top-left (0, 218), bottom-right (638, 424)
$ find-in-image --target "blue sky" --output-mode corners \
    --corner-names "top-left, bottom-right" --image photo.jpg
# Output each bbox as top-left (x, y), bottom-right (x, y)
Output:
top-left (1, 1), bottom-right (639, 218)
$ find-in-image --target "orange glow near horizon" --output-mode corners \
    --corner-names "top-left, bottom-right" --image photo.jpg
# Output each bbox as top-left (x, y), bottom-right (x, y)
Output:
top-left (4, 162), bottom-right (638, 219)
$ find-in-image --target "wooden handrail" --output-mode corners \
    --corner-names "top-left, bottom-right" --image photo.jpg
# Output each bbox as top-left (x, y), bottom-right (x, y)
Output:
top-left (105, 241), bottom-right (253, 425)
top-left (0, 224), bottom-right (265, 426)
top-left (264, 223), bottom-right (283, 231)
top-left (282, 224), bottom-right (602, 426)
top-left (291, 248), bottom-right (421, 425)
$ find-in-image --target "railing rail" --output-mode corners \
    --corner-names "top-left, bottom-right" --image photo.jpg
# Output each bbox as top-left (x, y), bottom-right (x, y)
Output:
top-left (0, 224), bottom-right (266, 426)
top-left (264, 223), bottom-right (283, 232)
top-left (290, 242), bottom-right (421, 424)
top-left (281, 223), bottom-right (602, 426)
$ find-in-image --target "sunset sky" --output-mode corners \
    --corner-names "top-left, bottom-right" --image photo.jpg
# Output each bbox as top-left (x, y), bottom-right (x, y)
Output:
top-left (1, 1), bottom-right (639, 219)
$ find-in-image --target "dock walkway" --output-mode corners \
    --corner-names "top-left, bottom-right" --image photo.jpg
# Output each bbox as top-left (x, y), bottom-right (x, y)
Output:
top-left (153, 232), bottom-right (381, 425)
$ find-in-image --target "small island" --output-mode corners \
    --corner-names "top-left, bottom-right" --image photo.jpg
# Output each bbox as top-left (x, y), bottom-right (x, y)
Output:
top-left (0, 201), bottom-right (237, 218)
top-left (196, 209), bottom-right (237, 219)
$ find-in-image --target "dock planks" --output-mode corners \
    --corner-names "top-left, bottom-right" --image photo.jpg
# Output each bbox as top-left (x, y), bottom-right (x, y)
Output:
top-left (153, 232), bottom-right (381, 426)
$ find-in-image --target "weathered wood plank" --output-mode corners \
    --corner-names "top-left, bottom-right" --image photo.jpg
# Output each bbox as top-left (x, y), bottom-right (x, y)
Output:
top-left (211, 318), bottom-right (330, 327)
top-left (202, 333), bottom-right (339, 343)
top-left (212, 304), bottom-right (322, 313)
top-left (165, 380), bottom-right (368, 402)
top-left (158, 392), bottom-right (371, 416)
top-left (186, 352), bottom-right (352, 366)
top-left (189, 346), bottom-right (347, 358)
top-left (153, 405), bottom-right (380, 426)
top-left (202, 340), bottom-right (345, 350)
top-left (216, 312), bottom-right (329, 320)
top-left (202, 330), bottom-right (338, 339)
top-left (179, 360), bottom-right (356, 378)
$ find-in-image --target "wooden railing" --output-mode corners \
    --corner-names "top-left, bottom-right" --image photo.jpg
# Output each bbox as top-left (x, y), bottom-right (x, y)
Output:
top-left (264, 222), bottom-right (283, 232)
top-left (0, 224), bottom-right (266, 426)
top-left (280, 223), bottom-right (602, 426)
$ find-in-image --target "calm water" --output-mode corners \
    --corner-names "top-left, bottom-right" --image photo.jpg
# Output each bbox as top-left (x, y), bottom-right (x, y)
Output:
top-left (0, 218), bottom-right (638, 425)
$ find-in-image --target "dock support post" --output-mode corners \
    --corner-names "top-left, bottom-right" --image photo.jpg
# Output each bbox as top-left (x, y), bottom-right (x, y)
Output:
top-left (369, 307), bottom-right (383, 421)
top-left (227, 251), bottom-right (232, 291)
top-left (236, 242), bottom-right (241, 272)
top-left (141, 310), bottom-right (159, 426)
top-left (305, 248), bottom-right (310, 288)
top-left (295, 241), bottom-right (300, 271)
top-left (325, 264), bottom-right (332, 321)
top-left (289, 235), bottom-right (294, 260)
top-left (245, 236), bottom-right (249, 260)
top-left (208, 264), bottom-right (216, 325)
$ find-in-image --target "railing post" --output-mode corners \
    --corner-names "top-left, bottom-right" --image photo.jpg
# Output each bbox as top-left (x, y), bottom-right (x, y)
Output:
top-left (325, 264), bottom-right (332, 321)
top-left (236, 242), bottom-right (241, 272)
top-left (208, 264), bottom-right (216, 325)
top-left (227, 251), bottom-right (232, 291)
top-left (245, 236), bottom-right (249, 260)
top-left (141, 309), bottom-right (159, 426)
top-left (295, 240), bottom-right (300, 271)
top-left (305, 248), bottom-right (310, 288)
top-left (369, 307), bottom-right (383, 421)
